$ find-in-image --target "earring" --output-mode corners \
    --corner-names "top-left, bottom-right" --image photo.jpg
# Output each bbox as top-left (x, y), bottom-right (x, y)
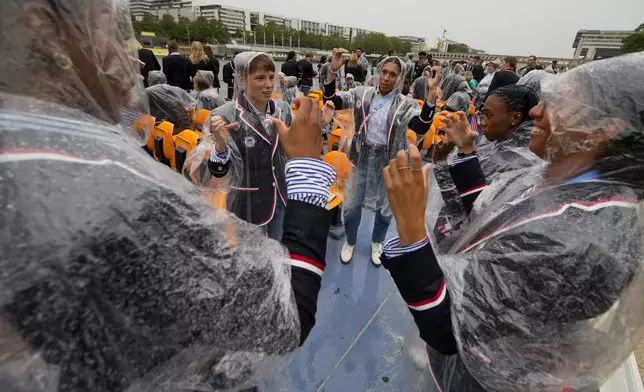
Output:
top-left (53, 52), bottom-right (72, 70)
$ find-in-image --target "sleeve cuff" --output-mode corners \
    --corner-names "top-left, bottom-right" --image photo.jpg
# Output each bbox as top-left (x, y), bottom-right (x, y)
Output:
top-left (209, 148), bottom-right (230, 164)
top-left (383, 236), bottom-right (429, 258)
top-left (285, 158), bottom-right (336, 208)
top-left (450, 153), bottom-right (478, 167)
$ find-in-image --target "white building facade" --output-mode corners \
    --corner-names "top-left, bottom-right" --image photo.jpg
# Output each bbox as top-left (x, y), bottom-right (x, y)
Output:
top-left (572, 29), bottom-right (632, 60)
top-left (131, 0), bottom-right (152, 19)
top-left (149, 0), bottom-right (195, 20)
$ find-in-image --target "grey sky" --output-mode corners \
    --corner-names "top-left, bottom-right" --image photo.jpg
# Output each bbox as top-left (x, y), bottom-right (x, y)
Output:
top-left (214, 0), bottom-right (643, 58)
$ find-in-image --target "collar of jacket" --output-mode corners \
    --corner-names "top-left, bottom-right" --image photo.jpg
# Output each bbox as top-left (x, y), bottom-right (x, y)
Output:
top-left (495, 119), bottom-right (534, 147)
top-left (236, 93), bottom-right (278, 145)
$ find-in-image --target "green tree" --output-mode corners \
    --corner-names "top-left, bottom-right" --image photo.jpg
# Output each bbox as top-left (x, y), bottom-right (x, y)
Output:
top-left (130, 15), bottom-right (141, 35)
top-left (158, 14), bottom-right (176, 38)
top-left (621, 23), bottom-right (644, 54)
top-left (207, 19), bottom-right (229, 43)
top-left (138, 13), bottom-right (160, 34)
top-left (172, 17), bottom-right (191, 42)
top-left (447, 42), bottom-right (470, 53)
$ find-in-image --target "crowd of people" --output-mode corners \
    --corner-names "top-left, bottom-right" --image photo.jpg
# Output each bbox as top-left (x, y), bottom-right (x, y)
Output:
top-left (2, 1), bottom-right (644, 392)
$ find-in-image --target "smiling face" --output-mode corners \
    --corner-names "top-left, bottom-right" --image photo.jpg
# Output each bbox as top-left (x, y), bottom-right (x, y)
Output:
top-left (528, 102), bottom-right (550, 158)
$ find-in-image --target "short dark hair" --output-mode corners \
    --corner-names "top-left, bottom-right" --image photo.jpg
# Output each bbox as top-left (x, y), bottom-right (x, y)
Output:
top-left (249, 54), bottom-right (275, 74)
top-left (473, 55), bottom-right (481, 61)
top-left (388, 50), bottom-right (396, 56)
top-left (503, 56), bottom-right (518, 69)
top-left (168, 41), bottom-right (179, 53)
top-left (286, 51), bottom-right (296, 60)
top-left (418, 51), bottom-right (427, 56)
top-left (488, 84), bottom-right (539, 124)
top-left (356, 47), bottom-right (363, 51)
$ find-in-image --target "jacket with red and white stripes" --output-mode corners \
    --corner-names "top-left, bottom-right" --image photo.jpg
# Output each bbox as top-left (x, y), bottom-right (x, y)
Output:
top-left (383, 153), bottom-right (643, 391)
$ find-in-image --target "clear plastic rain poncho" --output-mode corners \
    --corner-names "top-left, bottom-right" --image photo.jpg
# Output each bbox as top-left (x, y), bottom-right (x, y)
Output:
top-left (0, 2), bottom-right (300, 391)
top-left (430, 85), bottom-right (543, 251)
top-left (410, 65), bottom-right (433, 101)
top-left (278, 72), bottom-right (299, 105)
top-left (430, 52), bottom-right (644, 391)
top-left (184, 52), bottom-right (291, 229)
top-left (193, 70), bottom-right (226, 112)
top-left (145, 71), bottom-right (196, 133)
top-left (516, 69), bottom-right (552, 95)
top-left (333, 56), bottom-right (420, 214)
top-left (441, 74), bottom-right (472, 112)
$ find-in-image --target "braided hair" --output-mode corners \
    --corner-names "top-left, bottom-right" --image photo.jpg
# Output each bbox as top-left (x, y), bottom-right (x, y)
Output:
top-left (488, 84), bottom-right (539, 124)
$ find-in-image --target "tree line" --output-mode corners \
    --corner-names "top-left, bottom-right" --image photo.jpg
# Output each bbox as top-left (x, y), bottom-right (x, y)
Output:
top-left (132, 14), bottom-right (231, 43)
top-left (131, 13), bottom-right (413, 54)
top-left (622, 23), bottom-right (644, 54)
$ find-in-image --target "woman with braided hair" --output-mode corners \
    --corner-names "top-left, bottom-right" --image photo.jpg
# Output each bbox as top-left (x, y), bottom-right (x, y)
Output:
top-left (431, 84), bottom-right (543, 250)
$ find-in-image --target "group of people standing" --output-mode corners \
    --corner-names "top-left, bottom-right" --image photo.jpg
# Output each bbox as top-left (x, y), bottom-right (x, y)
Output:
top-left (3, 3), bottom-right (644, 391)
top-left (138, 40), bottom-right (227, 133)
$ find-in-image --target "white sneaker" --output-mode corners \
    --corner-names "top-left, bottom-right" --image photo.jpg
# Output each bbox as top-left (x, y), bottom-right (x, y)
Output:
top-left (340, 242), bottom-right (355, 264)
top-left (371, 242), bottom-right (383, 267)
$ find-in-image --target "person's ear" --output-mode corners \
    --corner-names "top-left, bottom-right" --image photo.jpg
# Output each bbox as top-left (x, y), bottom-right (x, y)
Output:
top-left (511, 111), bottom-right (522, 126)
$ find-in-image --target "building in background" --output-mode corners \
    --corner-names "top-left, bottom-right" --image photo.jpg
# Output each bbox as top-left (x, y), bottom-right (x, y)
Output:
top-left (396, 35), bottom-right (427, 51)
top-left (572, 29), bottom-right (632, 60)
top-left (131, 0), bottom-right (152, 19)
top-left (136, 1), bottom-right (405, 44)
top-left (250, 12), bottom-right (287, 30)
top-left (149, 0), bottom-right (195, 20)
top-left (193, 2), bottom-right (250, 33)
top-left (287, 18), bottom-right (325, 35)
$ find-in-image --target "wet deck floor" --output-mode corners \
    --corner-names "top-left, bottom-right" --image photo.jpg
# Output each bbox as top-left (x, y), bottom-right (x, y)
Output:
top-left (285, 209), bottom-right (437, 392)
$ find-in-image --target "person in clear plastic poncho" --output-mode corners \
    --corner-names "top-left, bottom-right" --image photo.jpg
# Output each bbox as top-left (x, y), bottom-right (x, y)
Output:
top-left (192, 70), bottom-right (226, 113)
top-left (410, 65), bottom-right (434, 101)
top-left (145, 70), bottom-right (195, 133)
top-left (278, 71), bottom-right (299, 105)
top-left (380, 52), bottom-right (644, 392)
top-left (204, 53), bottom-right (293, 240)
top-left (430, 85), bottom-right (543, 252)
top-left (323, 49), bottom-right (441, 266)
top-left (0, 2), bottom-right (337, 391)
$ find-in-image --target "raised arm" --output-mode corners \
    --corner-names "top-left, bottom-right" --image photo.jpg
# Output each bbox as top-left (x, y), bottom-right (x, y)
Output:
top-left (322, 49), bottom-right (354, 110)
top-left (407, 66), bottom-right (443, 135)
top-left (380, 145), bottom-right (457, 353)
top-left (441, 111), bottom-right (487, 214)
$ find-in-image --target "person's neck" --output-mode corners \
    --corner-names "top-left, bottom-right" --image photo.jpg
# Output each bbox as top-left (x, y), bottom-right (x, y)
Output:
top-left (545, 152), bottom-right (596, 186)
top-left (378, 86), bottom-right (392, 96)
top-left (248, 95), bottom-right (269, 115)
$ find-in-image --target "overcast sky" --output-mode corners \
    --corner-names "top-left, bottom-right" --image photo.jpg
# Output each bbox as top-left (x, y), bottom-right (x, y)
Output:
top-left (213, 0), bottom-right (643, 58)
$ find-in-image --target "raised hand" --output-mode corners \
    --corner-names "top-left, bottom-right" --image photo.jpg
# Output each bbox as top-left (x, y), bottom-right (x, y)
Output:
top-left (210, 115), bottom-right (238, 153)
top-left (320, 100), bottom-right (335, 128)
top-left (271, 97), bottom-right (322, 160)
top-left (432, 133), bottom-right (455, 162)
top-left (383, 145), bottom-right (431, 245)
top-left (427, 66), bottom-right (443, 89)
top-left (440, 112), bottom-right (478, 154)
top-left (330, 48), bottom-right (346, 72)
